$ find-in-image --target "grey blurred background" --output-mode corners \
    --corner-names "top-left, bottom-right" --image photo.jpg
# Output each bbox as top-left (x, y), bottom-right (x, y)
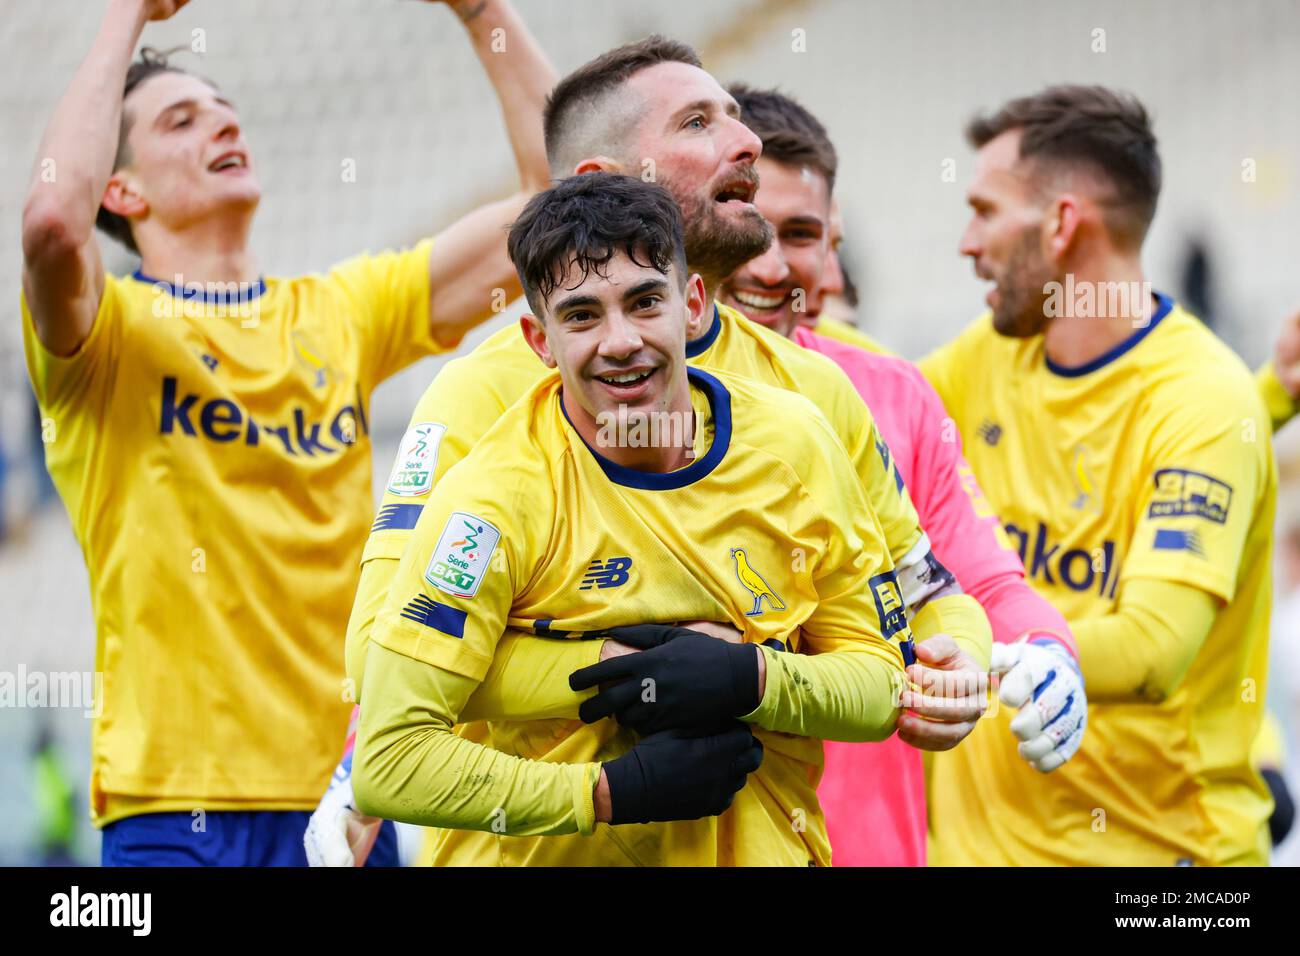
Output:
top-left (1, 0), bottom-right (1297, 863)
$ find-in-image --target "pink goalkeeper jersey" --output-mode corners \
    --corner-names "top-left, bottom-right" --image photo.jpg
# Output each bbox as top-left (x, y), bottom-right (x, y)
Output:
top-left (793, 327), bottom-right (1072, 866)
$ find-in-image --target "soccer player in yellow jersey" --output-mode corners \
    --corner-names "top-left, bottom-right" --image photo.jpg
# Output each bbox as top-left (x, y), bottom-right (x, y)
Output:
top-left (353, 172), bottom-right (912, 866)
top-left (312, 36), bottom-right (992, 865)
top-left (922, 86), bottom-right (1276, 865)
top-left (20, 0), bottom-right (555, 865)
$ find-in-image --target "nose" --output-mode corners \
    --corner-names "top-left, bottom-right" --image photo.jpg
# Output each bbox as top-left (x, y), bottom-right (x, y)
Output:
top-left (821, 248), bottom-right (844, 297)
top-left (211, 104), bottom-right (242, 144)
top-left (959, 217), bottom-right (983, 260)
top-left (745, 239), bottom-right (789, 288)
top-left (598, 309), bottom-right (643, 360)
top-left (724, 114), bottom-right (763, 166)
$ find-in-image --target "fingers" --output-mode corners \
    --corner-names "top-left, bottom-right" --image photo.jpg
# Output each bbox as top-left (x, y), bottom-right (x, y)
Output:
top-left (569, 653), bottom-right (635, 691)
top-left (603, 623), bottom-right (681, 650)
top-left (577, 680), bottom-right (640, 724)
top-left (901, 664), bottom-right (989, 722)
top-left (997, 655), bottom-right (1047, 708)
top-left (913, 633), bottom-right (961, 666)
top-left (730, 736), bottom-right (764, 776)
top-left (989, 641), bottom-right (1020, 675)
top-left (896, 712), bottom-right (979, 751)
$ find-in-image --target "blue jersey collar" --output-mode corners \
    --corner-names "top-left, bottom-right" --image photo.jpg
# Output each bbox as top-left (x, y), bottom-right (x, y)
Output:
top-left (685, 305), bottom-right (722, 358)
top-left (1045, 291), bottom-right (1173, 378)
top-left (560, 367), bottom-right (732, 490)
top-left (133, 270), bottom-right (269, 305)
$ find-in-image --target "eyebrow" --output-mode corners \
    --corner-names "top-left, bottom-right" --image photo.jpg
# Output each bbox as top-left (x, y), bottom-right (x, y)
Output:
top-left (550, 292), bottom-right (603, 315)
top-left (623, 277), bottom-right (671, 301)
top-left (780, 215), bottom-right (825, 228)
top-left (154, 95), bottom-right (237, 127)
top-left (550, 276), bottom-right (670, 316)
top-left (670, 97), bottom-right (740, 125)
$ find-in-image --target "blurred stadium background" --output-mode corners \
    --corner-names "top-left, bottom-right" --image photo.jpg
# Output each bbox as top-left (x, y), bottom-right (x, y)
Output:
top-left (1, 0), bottom-right (1297, 864)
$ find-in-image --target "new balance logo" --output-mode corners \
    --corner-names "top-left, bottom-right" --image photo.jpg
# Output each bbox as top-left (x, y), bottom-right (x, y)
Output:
top-left (977, 419), bottom-right (1002, 446)
top-left (580, 557), bottom-right (633, 590)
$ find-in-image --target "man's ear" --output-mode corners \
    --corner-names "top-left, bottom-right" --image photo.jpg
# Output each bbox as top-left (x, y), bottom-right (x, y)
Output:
top-left (519, 313), bottom-right (556, 368)
top-left (1046, 194), bottom-right (1083, 262)
top-left (101, 172), bottom-right (148, 220)
top-left (683, 273), bottom-right (710, 338)
top-left (573, 156), bottom-right (622, 176)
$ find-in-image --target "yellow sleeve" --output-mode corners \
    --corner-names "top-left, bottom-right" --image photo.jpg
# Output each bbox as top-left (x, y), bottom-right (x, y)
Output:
top-left (911, 593), bottom-right (993, 670)
top-left (458, 632), bottom-right (600, 723)
top-left (916, 314), bottom-right (989, 420)
top-left (1074, 577), bottom-right (1218, 703)
top-left (743, 411), bottom-right (906, 741)
top-left (22, 276), bottom-right (124, 414)
top-left (353, 641), bottom-right (601, 834)
top-left (1122, 378), bottom-right (1269, 603)
top-left (325, 238), bottom-right (442, 387)
top-left (345, 356), bottom-right (520, 695)
top-left (1256, 360), bottom-right (1298, 434)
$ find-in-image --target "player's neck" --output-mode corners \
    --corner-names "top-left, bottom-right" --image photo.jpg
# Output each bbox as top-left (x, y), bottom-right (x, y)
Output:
top-left (1042, 257), bottom-right (1153, 370)
top-left (136, 216), bottom-right (260, 288)
top-left (686, 278), bottom-right (722, 344)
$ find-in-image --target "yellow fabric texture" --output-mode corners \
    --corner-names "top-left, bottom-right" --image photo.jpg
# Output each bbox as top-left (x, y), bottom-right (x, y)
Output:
top-left (921, 301), bottom-right (1275, 866)
top-left (355, 369), bottom-right (907, 865)
top-left (21, 242), bottom-right (441, 824)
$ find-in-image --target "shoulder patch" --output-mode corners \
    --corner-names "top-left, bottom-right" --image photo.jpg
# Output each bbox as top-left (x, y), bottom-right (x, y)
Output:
top-left (1148, 468), bottom-right (1232, 524)
top-left (425, 512), bottom-right (500, 599)
top-left (387, 422), bottom-right (446, 497)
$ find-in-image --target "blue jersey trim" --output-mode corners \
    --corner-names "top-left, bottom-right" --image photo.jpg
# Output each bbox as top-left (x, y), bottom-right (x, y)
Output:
top-left (133, 270), bottom-right (269, 304)
top-left (1044, 291), bottom-right (1173, 378)
top-left (685, 305), bottom-right (722, 358)
top-left (560, 367), bottom-right (732, 491)
top-left (371, 503), bottom-right (423, 532)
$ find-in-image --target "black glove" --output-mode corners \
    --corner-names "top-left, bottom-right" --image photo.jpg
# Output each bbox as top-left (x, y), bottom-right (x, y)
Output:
top-left (570, 624), bottom-right (762, 734)
top-left (602, 722), bottom-right (764, 825)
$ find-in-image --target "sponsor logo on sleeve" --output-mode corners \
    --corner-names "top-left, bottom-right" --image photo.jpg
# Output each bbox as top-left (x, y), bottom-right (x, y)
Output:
top-left (425, 512), bottom-right (500, 599)
top-left (1148, 469), bottom-right (1232, 523)
top-left (387, 422), bottom-right (446, 497)
top-left (869, 570), bottom-right (908, 641)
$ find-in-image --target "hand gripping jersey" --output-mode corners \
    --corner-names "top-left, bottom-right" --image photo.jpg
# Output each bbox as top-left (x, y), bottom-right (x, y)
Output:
top-left (920, 294), bottom-right (1275, 865)
top-left (22, 244), bottom-right (443, 824)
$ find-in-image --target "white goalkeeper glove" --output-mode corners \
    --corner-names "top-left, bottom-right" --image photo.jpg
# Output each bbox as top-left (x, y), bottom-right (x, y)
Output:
top-left (990, 637), bottom-right (1086, 773)
top-left (304, 750), bottom-right (383, 867)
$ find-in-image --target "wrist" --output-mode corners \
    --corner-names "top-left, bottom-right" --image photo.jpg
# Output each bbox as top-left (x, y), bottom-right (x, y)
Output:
top-left (594, 767), bottom-right (612, 824)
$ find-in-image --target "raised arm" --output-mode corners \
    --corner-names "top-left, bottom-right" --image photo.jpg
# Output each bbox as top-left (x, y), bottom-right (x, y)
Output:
top-left (421, 0), bottom-right (557, 348)
top-left (21, 0), bottom-right (186, 356)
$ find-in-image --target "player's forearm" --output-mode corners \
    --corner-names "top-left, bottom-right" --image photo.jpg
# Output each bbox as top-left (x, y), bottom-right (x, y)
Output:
top-left (458, 631), bottom-right (600, 723)
top-left (1074, 578), bottom-right (1218, 703)
top-left (453, 0), bottom-right (555, 192)
top-left (353, 642), bottom-right (600, 835)
top-left (744, 644), bottom-right (901, 742)
top-left (910, 592), bottom-right (993, 670)
top-left (963, 570), bottom-right (1076, 658)
top-left (24, 0), bottom-right (145, 244)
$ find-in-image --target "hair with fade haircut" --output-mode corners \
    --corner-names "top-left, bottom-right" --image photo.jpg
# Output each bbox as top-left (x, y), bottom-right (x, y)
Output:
top-left (966, 84), bottom-right (1161, 249)
top-left (543, 35), bottom-right (701, 177)
top-left (97, 47), bottom-right (217, 255)
top-left (728, 84), bottom-right (838, 194)
top-left (507, 172), bottom-right (687, 318)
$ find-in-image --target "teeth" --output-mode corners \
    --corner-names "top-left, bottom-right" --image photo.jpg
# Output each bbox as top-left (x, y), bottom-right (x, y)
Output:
top-left (212, 156), bottom-right (244, 171)
top-left (601, 371), bottom-right (651, 384)
top-left (734, 290), bottom-right (785, 310)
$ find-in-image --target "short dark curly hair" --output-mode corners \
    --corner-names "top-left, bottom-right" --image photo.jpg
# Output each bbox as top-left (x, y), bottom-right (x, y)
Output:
top-left (507, 172), bottom-right (687, 318)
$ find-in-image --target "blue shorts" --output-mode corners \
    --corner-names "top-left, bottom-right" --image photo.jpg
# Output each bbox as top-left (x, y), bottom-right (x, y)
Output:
top-left (101, 810), bottom-right (400, 867)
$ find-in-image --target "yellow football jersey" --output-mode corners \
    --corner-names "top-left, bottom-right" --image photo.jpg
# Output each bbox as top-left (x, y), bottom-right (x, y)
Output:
top-left (346, 302), bottom-right (922, 692)
top-left (920, 294), bottom-right (1275, 866)
top-left (812, 315), bottom-right (891, 355)
top-left (367, 367), bottom-right (909, 866)
top-left (21, 243), bottom-right (441, 825)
